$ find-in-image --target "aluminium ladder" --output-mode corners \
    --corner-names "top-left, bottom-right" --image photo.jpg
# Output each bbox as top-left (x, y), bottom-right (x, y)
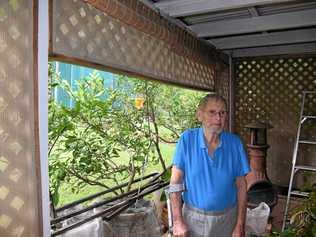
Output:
top-left (282, 91), bottom-right (316, 231)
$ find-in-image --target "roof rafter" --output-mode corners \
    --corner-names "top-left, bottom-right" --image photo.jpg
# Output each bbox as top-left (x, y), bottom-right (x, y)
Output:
top-left (155, 0), bottom-right (295, 17)
top-left (226, 42), bottom-right (316, 57)
top-left (190, 9), bottom-right (316, 37)
top-left (210, 29), bottom-right (316, 50)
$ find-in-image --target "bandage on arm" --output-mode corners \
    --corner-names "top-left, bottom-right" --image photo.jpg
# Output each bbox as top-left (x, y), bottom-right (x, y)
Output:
top-left (169, 183), bottom-right (185, 193)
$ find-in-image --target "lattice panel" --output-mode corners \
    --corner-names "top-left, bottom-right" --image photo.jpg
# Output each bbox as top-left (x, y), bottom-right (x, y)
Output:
top-left (0, 1), bottom-right (40, 237)
top-left (235, 57), bottom-right (316, 187)
top-left (51, 0), bottom-right (215, 90)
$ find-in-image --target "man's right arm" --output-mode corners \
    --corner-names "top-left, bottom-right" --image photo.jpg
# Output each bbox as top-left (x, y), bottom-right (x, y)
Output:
top-left (170, 166), bottom-right (188, 236)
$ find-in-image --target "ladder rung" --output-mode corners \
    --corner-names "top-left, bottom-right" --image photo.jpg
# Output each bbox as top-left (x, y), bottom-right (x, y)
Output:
top-left (299, 140), bottom-right (316, 145)
top-left (295, 165), bottom-right (316, 172)
top-left (290, 190), bottom-right (309, 197)
top-left (302, 115), bottom-right (316, 119)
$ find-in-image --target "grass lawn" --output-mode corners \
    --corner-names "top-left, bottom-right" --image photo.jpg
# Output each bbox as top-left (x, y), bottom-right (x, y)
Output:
top-left (56, 143), bottom-right (176, 207)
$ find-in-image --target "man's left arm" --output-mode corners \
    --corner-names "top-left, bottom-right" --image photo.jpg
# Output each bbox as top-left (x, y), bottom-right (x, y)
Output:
top-left (233, 175), bottom-right (247, 237)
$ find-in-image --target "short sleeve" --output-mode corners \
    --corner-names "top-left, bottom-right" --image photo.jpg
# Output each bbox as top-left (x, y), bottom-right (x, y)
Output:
top-left (172, 133), bottom-right (186, 172)
top-left (235, 138), bottom-right (250, 177)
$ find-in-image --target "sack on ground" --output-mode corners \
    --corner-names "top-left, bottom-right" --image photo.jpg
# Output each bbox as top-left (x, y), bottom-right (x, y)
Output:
top-left (246, 202), bottom-right (270, 236)
top-left (61, 217), bottom-right (104, 237)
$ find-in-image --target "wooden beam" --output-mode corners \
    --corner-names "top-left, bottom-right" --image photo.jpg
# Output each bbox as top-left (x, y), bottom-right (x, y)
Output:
top-left (226, 43), bottom-right (316, 58)
top-left (155, 0), bottom-right (295, 17)
top-left (209, 29), bottom-right (316, 50)
top-left (49, 53), bottom-right (214, 92)
top-left (190, 9), bottom-right (316, 37)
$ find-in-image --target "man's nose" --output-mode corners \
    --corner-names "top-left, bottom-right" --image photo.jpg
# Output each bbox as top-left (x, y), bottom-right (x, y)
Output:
top-left (213, 112), bottom-right (221, 119)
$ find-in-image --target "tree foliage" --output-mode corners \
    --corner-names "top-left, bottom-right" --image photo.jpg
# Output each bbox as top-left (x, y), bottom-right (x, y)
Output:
top-left (49, 65), bottom-right (205, 206)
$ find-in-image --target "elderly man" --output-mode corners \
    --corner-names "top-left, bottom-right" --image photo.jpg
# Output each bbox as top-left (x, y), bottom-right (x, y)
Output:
top-left (169, 94), bottom-right (250, 237)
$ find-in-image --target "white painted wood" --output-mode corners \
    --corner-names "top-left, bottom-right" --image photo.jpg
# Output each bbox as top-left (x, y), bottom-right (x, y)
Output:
top-left (190, 9), bottom-right (316, 37)
top-left (210, 29), bottom-right (316, 49)
top-left (38, 0), bottom-right (50, 236)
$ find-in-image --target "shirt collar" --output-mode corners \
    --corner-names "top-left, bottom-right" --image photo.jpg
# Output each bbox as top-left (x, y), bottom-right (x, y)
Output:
top-left (198, 127), bottom-right (223, 149)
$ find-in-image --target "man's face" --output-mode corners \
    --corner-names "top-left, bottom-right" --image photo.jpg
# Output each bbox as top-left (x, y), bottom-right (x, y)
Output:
top-left (197, 100), bottom-right (227, 134)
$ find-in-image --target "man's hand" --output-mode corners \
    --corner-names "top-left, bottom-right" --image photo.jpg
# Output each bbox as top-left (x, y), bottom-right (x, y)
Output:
top-left (232, 224), bottom-right (245, 237)
top-left (173, 220), bottom-right (188, 237)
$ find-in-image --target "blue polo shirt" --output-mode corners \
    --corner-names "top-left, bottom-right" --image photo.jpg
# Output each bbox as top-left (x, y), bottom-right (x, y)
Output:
top-left (172, 127), bottom-right (250, 211)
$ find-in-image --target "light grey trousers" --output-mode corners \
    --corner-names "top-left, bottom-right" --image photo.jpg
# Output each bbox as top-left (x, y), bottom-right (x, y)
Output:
top-left (183, 204), bottom-right (237, 237)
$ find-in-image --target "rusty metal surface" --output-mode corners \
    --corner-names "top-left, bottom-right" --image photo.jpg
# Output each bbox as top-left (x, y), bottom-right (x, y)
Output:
top-left (235, 57), bottom-right (316, 188)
